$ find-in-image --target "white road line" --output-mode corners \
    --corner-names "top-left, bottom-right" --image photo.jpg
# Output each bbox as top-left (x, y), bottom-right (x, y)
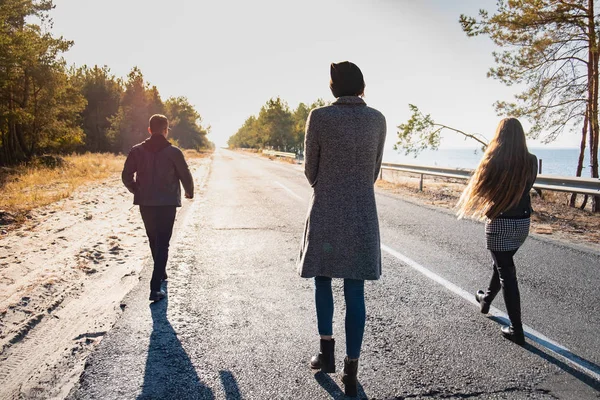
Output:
top-left (380, 245), bottom-right (600, 382)
top-left (274, 179), bottom-right (600, 383)
top-left (380, 244), bottom-right (479, 307)
top-left (275, 181), bottom-right (305, 202)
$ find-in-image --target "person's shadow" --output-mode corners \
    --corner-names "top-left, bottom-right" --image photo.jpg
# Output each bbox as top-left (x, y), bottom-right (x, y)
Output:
top-left (314, 371), bottom-right (369, 399)
top-left (489, 315), bottom-right (600, 392)
top-left (219, 370), bottom-right (243, 400)
top-left (138, 286), bottom-right (215, 400)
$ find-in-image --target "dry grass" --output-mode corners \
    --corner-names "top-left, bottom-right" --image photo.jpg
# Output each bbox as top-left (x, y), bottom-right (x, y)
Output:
top-left (0, 150), bottom-right (211, 225)
top-left (236, 148), bottom-right (260, 154)
top-left (183, 149), bottom-right (213, 159)
top-left (265, 155), bottom-right (298, 164)
top-left (0, 153), bottom-right (124, 220)
top-left (528, 191), bottom-right (600, 243)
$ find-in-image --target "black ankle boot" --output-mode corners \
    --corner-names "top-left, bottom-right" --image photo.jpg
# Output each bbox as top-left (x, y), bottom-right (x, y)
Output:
top-left (501, 325), bottom-right (525, 345)
top-left (475, 290), bottom-right (491, 314)
top-left (310, 339), bottom-right (335, 373)
top-left (341, 357), bottom-right (359, 397)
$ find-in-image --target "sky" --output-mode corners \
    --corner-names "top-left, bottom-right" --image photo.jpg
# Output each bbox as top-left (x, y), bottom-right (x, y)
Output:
top-left (50, 0), bottom-right (581, 150)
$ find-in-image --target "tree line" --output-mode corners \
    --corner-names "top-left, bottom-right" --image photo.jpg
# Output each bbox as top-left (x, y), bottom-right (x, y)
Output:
top-left (228, 97), bottom-right (326, 154)
top-left (0, 0), bottom-right (211, 167)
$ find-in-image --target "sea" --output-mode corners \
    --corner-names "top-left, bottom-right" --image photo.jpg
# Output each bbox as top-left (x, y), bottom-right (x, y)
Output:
top-left (383, 147), bottom-right (593, 177)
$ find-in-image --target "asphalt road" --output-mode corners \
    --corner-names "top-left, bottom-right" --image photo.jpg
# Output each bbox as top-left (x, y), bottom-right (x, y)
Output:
top-left (69, 149), bottom-right (600, 400)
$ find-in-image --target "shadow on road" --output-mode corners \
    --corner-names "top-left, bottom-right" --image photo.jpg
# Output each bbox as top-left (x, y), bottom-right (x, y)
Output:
top-left (314, 371), bottom-right (369, 399)
top-left (219, 370), bottom-right (242, 400)
top-left (138, 285), bottom-right (215, 400)
top-left (489, 316), bottom-right (600, 392)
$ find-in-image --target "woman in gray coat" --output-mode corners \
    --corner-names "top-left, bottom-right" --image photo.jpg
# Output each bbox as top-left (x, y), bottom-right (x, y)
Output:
top-left (297, 61), bottom-right (386, 397)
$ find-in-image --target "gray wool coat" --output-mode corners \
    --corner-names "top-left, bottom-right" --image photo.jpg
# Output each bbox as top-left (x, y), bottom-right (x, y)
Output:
top-left (297, 96), bottom-right (386, 280)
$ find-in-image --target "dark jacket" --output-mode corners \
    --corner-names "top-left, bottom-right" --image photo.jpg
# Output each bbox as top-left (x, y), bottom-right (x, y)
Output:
top-left (498, 153), bottom-right (538, 219)
top-left (122, 134), bottom-right (194, 207)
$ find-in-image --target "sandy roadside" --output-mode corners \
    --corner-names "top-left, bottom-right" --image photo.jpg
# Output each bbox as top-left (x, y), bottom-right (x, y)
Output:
top-left (0, 156), bottom-right (212, 400)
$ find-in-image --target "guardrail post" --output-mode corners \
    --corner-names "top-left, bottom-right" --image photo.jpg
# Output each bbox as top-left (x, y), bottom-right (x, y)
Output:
top-left (419, 174), bottom-right (423, 192)
top-left (535, 159), bottom-right (543, 198)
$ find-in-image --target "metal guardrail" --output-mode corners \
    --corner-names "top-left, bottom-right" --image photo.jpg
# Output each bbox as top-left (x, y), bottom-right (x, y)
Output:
top-left (263, 150), bottom-right (297, 159)
top-left (380, 162), bottom-right (600, 196)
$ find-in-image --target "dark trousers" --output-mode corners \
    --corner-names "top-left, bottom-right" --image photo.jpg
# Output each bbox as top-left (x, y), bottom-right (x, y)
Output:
top-left (483, 250), bottom-right (522, 330)
top-left (315, 277), bottom-right (366, 359)
top-left (139, 206), bottom-right (177, 292)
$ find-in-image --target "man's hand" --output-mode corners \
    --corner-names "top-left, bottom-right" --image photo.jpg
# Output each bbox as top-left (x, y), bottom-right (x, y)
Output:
top-left (185, 192), bottom-right (193, 199)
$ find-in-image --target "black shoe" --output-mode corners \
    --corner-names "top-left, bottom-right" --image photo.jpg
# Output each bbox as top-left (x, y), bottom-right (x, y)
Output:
top-left (310, 339), bottom-right (335, 373)
top-left (501, 325), bottom-right (525, 345)
top-left (341, 357), bottom-right (359, 397)
top-left (475, 290), bottom-right (491, 314)
top-left (149, 290), bottom-right (166, 302)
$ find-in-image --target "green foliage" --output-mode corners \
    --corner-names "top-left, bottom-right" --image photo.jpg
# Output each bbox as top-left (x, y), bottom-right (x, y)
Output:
top-left (229, 97), bottom-right (326, 153)
top-left (37, 68), bottom-right (87, 153)
top-left (396, 105), bottom-right (488, 156)
top-left (71, 65), bottom-right (123, 152)
top-left (165, 97), bottom-right (210, 150)
top-left (291, 99), bottom-right (327, 153)
top-left (0, 0), bottom-right (85, 165)
top-left (146, 85), bottom-right (165, 117)
top-left (0, 0), bottom-right (212, 166)
top-left (459, 0), bottom-right (595, 142)
top-left (107, 67), bottom-right (165, 153)
top-left (80, 67), bottom-right (211, 154)
top-left (396, 104), bottom-right (442, 156)
top-left (459, 0), bottom-right (600, 211)
top-left (228, 115), bottom-right (259, 149)
top-left (258, 97), bottom-right (295, 151)
top-left (397, 2), bottom-right (598, 176)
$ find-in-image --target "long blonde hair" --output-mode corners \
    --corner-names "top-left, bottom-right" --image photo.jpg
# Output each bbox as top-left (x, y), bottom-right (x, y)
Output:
top-left (457, 118), bottom-right (534, 220)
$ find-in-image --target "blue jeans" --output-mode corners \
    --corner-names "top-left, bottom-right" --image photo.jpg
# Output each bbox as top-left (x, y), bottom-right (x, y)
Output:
top-left (315, 276), bottom-right (366, 359)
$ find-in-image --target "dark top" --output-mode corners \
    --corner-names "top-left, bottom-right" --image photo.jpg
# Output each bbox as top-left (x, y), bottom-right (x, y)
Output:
top-left (498, 153), bottom-right (538, 219)
top-left (121, 134), bottom-right (194, 207)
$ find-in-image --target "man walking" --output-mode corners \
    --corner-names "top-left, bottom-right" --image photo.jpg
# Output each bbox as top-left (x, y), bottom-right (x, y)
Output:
top-left (122, 114), bottom-right (194, 302)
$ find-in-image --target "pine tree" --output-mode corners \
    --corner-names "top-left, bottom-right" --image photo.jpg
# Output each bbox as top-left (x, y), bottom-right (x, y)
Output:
top-left (72, 65), bottom-right (123, 152)
top-left (0, 0), bottom-right (84, 165)
top-left (108, 67), bottom-right (154, 153)
top-left (460, 0), bottom-right (600, 211)
top-left (165, 97), bottom-right (210, 150)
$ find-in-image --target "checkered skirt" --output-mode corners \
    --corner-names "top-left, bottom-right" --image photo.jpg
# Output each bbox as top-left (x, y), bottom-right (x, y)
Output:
top-left (485, 218), bottom-right (531, 251)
